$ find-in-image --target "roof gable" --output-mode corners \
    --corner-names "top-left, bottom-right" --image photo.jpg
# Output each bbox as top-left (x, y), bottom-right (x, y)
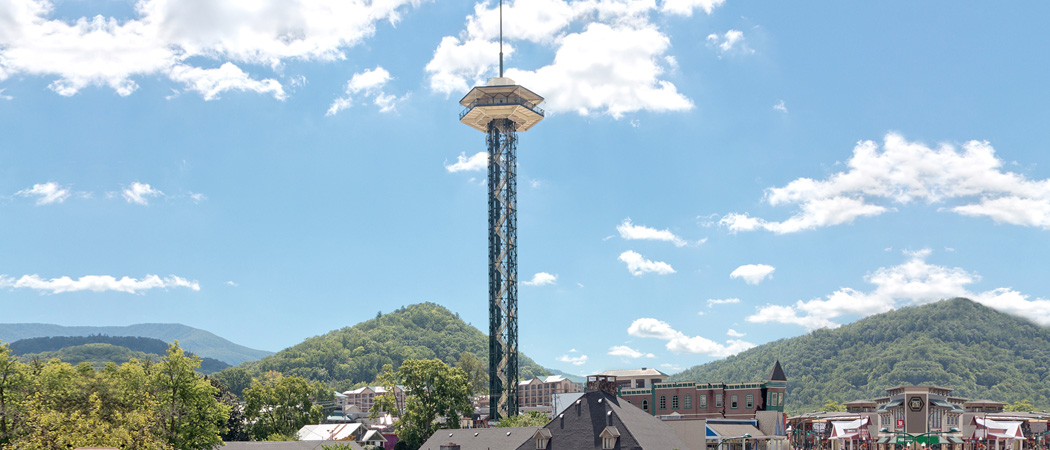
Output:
top-left (768, 361), bottom-right (787, 381)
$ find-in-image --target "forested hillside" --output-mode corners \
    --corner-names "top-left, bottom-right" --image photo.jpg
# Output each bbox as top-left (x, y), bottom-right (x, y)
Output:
top-left (669, 298), bottom-right (1050, 412)
top-left (221, 302), bottom-right (550, 391)
top-left (11, 335), bottom-right (230, 373)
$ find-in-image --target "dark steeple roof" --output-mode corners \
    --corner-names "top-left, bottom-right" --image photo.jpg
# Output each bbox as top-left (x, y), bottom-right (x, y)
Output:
top-left (768, 360), bottom-right (787, 381)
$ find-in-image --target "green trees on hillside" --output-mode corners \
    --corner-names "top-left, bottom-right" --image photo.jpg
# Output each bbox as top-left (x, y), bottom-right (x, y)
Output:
top-left (0, 341), bottom-right (229, 449)
top-left (668, 298), bottom-right (1050, 412)
top-left (225, 303), bottom-right (548, 390)
top-left (243, 371), bottom-right (328, 440)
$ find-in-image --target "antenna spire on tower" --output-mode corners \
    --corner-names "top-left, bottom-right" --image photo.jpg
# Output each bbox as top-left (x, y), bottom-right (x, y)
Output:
top-left (499, 0), bottom-right (504, 77)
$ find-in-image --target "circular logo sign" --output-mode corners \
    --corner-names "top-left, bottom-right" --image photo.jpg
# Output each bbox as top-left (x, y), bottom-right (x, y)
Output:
top-left (908, 396), bottom-right (925, 412)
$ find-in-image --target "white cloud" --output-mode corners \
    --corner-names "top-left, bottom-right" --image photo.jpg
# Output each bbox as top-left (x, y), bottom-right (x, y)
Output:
top-left (726, 329), bottom-right (745, 337)
top-left (0, 274), bottom-right (200, 294)
top-left (628, 317), bottom-right (755, 357)
top-left (0, 0), bottom-right (421, 98)
top-left (327, 66), bottom-right (402, 115)
top-left (557, 353), bottom-right (588, 366)
top-left (122, 182), bottom-right (163, 205)
top-left (706, 29), bottom-right (753, 56)
top-left (0, 88), bottom-right (12, 100)
top-left (15, 182), bottom-right (70, 205)
top-left (225, 280), bottom-right (238, 287)
top-left (444, 152), bottom-right (488, 173)
top-left (707, 298), bottom-right (740, 307)
top-left (617, 218), bottom-right (688, 247)
top-left (618, 250), bottom-right (675, 276)
top-left (661, 0), bottom-right (727, 16)
top-left (608, 345), bottom-right (655, 359)
top-left (426, 1), bottom-right (692, 118)
top-left (722, 133), bottom-right (1050, 233)
top-left (189, 192), bottom-right (207, 203)
top-left (522, 272), bottom-right (557, 286)
top-left (747, 249), bottom-right (1050, 329)
top-left (730, 264), bottom-right (775, 285)
top-left (773, 100), bottom-right (787, 112)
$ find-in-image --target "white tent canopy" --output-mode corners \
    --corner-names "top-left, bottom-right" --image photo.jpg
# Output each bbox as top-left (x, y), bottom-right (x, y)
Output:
top-left (830, 417), bottom-right (870, 440)
top-left (973, 417), bottom-right (1024, 440)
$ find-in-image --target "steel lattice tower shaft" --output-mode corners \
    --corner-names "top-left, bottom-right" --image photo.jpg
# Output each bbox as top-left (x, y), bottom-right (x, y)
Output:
top-left (487, 118), bottom-right (518, 420)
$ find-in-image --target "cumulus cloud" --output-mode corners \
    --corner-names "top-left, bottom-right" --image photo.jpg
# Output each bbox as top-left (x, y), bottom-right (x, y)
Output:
top-left (617, 218), bottom-right (688, 247)
top-left (773, 100), bottom-right (787, 112)
top-left (722, 133), bottom-right (1050, 233)
top-left (15, 182), bottom-right (70, 205)
top-left (521, 272), bottom-right (557, 286)
top-left (628, 318), bottom-right (755, 357)
top-left (730, 264), bottom-right (775, 285)
top-left (706, 30), bottom-right (753, 56)
top-left (618, 250), bottom-right (675, 276)
top-left (0, 274), bottom-right (200, 294)
top-left (609, 345), bottom-right (655, 359)
top-left (445, 152), bottom-right (488, 173)
top-left (122, 182), bottom-right (163, 205)
top-left (727, 329), bottom-right (745, 337)
top-left (707, 298), bottom-right (740, 307)
top-left (557, 353), bottom-right (588, 366)
top-left (426, 0), bottom-right (693, 118)
top-left (0, 0), bottom-right (422, 98)
top-left (747, 249), bottom-right (1050, 329)
top-left (661, 0), bottom-right (727, 16)
top-left (326, 66), bottom-right (403, 115)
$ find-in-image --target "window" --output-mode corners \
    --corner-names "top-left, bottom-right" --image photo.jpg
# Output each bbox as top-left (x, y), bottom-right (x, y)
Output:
top-left (746, 394), bottom-right (754, 409)
top-left (700, 394), bottom-right (708, 408)
top-left (768, 392), bottom-right (775, 407)
top-left (716, 393), bottom-right (723, 408)
top-left (603, 436), bottom-right (617, 449)
top-left (672, 395), bottom-right (679, 409)
top-left (642, 400), bottom-right (648, 411)
top-left (659, 395), bottom-right (667, 410)
top-left (536, 437), bottom-right (549, 449)
top-left (778, 392), bottom-right (784, 406)
top-left (636, 379), bottom-right (645, 388)
top-left (730, 394), bottom-right (738, 409)
top-left (685, 394), bottom-right (692, 409)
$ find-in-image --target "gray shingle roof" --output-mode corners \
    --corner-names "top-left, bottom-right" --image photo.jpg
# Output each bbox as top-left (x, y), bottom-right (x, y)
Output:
top-left (220, 441), bottom-right (363, 450)
top-left (419, 426), bottom-right (541, 450)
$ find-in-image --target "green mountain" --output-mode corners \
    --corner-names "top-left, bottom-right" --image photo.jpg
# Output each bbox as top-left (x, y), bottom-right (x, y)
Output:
top-left (10, 336), bottom-right (230, 374)
top-left (0, 323), bottom-right (272, 365)
top-left (668, 298), bottom-right (1050, 413)
top-left (227, 302), bottom-right (551, 391)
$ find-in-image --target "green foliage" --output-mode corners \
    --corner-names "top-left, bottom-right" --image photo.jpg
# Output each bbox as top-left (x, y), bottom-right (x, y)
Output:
top-left (455, 352), bottom-right (488, 395)
top-left (821, 400), bottom-right (845, 412)
top-left (243, 371), bottom-right (328, 440)
top-left (0, 341), bottom-right (229, 449)
top-left (1005, 400), bottom-right (1035, 412)
top-left (224, 302), bottom-right (548, 388)
top-left (323, 444), bottom-right (360, 450)
top-left (668, 298), bottom-right (1050, 413)
top-left (372, 359), bottom-right (473, 450)
top-left (496, 410), bottom-right (549, 427)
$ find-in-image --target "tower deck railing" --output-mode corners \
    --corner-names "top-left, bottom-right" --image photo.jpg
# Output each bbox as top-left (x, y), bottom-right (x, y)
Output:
top-left (459, 100), bottom-right (545, 120)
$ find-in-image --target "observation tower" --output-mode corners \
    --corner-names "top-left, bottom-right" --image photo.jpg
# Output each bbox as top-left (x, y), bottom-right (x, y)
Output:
top-left (458, 0), bottom-right (544, 422)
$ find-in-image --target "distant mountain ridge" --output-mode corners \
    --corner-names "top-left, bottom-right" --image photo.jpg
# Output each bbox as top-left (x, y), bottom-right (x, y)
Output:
top-left (0, 323), bottom-right (272, 365)
top-left (9, 335), bottom-right (230, 373)
top-left (668, 298), bottom-right (1050, 412)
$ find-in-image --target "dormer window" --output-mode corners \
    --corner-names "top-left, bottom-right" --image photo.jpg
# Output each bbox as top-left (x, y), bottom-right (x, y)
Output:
top-left (600, 426), bottom-right (620, 449)
top-left (533, 428), bottom-right (552, 449)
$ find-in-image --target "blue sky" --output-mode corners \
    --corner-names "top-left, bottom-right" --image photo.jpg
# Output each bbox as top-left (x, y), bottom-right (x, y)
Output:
top-left (2, 0), bottom-right (1050, 376)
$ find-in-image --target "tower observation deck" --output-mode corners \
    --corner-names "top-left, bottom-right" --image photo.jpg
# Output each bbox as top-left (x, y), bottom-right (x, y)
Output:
top-left (459, 76), bottom-right (544, 421)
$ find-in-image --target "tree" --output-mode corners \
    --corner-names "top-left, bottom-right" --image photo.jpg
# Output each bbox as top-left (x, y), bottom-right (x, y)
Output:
top-left (821, 400), bottom-right (845, 412)
top-left (372, 359), bottom-right (473, 450)
top-left (1006, 400), bottom-right (1035, 412)
top-left (455, 352), bottom-right (488, 395)
top-left (0, 342), bottom-right (30, 445)
top-left (151, 342), bottom-right (231, 450)
top-left (496, 410), bottom-right (548, 427)
top-left (243, 371), bottom-right (326, 440)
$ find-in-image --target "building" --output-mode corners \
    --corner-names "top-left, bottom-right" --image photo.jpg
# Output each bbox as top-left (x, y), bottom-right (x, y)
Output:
top-left (616, 361), bottom-right (787, 421)
top-left (512, 384), bottom-right (690, 450)
top-left (791, 385), bottom-right (1050, 450)
top-left (339, 386), bottom-right (406, 414)
top-left (418, 427), bottom-right (542, 450)
top-left (597, 367), bottom-right (669, 390)
top-left (517, 375), bottom-right (582, 409)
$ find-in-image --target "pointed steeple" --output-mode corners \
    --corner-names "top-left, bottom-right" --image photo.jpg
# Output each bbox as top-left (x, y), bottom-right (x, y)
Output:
top-left (768, 360), bottom-right (787, 381)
